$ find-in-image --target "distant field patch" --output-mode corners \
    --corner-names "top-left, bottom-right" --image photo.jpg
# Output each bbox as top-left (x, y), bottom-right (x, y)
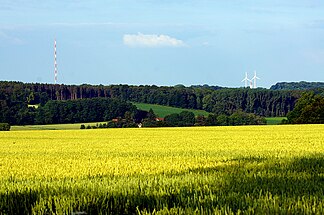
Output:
top-left (27, 104), bottom-right (39, 109)
top-left (266, 117), bottom-right (287, 125)
top-left (133, 102), bottom-right (210, 117)
top-left (11, 122), bottom-right (105, 131)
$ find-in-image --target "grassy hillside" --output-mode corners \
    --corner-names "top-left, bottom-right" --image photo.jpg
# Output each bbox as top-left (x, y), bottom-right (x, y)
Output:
top-left (134, 102), bottom-right (286, 125)
top-left (265, 117), bottom-right (287, 125)
top-left (133, 102), bottom-right (210, 117)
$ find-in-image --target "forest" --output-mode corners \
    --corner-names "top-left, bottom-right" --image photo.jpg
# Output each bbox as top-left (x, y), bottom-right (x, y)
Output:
top-left (0, 81), bottom-right (323, 125)
top-left (270, 81), bottom-right (324, 90)
top-left (35, 98), bottom-right (137, 125)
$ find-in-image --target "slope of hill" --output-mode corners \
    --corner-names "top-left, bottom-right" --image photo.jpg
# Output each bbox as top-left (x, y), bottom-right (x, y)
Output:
top-left (135, 102), bottom-right (284, 125)
top-left (132, 102), bottom-right (210, 117)
top-left (265, 117), bottom-right (287, 125)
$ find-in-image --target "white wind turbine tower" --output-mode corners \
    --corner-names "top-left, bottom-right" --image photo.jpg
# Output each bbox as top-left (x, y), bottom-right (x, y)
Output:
top-left (241, 72), bottom-right (251, 88)
top-left (251, 70), bottom-right (260, 89)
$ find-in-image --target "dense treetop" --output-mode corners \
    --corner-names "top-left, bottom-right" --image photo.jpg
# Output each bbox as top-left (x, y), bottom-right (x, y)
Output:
top-left (287, 92), bottom-right (324, 124)
top-left (270, 81), bottom-right (324, 90)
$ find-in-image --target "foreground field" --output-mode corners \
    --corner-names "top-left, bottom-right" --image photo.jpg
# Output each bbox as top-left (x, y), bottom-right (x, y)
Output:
top-left (1, 125), bottom-right (324, 214)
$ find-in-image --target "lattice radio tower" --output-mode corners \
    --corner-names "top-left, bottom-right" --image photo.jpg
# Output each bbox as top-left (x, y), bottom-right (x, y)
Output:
top-left (54, 39), bottom-right (58, 84)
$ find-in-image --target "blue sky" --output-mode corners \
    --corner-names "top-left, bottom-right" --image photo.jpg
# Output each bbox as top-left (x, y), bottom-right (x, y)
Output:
top-left (1, 0), bottom-right (324, 88)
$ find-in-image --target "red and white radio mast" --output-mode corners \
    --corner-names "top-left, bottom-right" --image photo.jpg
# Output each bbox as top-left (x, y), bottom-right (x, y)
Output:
top-left (54, 39), bottom-right (58, 84)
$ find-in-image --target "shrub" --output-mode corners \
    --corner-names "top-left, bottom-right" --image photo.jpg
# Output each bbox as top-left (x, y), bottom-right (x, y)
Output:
top-left (107, 121), bottom-right (116, 128)
top-left (0, 123), bottom-right (10, 131)
top-left (80, 124), bottom-right (86, 129)
top-left (287, 92), bottom-right (324, 124)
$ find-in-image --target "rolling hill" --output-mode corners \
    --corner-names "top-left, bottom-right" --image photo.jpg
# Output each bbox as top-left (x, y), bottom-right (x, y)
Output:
top-left (132, 102), bottom-right (210, 117)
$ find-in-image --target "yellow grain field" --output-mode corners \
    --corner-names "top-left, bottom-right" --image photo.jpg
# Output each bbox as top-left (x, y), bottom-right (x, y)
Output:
top-left (0, 125), bottom-right (324, 214)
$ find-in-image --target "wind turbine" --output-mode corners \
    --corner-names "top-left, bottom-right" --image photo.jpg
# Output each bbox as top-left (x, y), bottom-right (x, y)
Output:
top-left (241, 72), bottom-right (251, 88)
top-left (251, 70), bottom-right (260, 89)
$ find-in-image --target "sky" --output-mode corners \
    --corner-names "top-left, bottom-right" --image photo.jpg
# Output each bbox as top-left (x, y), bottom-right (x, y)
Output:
top-left (0, 0), bottom-right (324, 88)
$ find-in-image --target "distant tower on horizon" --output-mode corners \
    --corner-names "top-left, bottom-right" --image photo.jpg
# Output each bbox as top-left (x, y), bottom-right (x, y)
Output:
top-left (242, 71), bottom-right (260, 89)
top-left (251, 70), bottom-right (260, 89)
top-left (241, 72), bottom-right (251, 88)
top-left (54, 39), bottom-right (58, 84)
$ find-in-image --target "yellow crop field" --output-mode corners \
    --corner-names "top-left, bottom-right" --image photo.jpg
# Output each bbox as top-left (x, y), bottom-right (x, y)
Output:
top-left (1, 125), bottom-right (324, 214)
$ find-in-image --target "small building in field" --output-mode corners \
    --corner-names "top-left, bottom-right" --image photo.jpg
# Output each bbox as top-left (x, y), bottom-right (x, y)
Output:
top-left (155, 117), bottom-right (164, 121)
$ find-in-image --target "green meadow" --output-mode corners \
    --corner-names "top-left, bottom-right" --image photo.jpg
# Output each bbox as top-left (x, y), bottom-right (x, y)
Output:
top-left (265, 117), bottom-right (287, 125)
top-left (133, 102), bottom-right (211, 117)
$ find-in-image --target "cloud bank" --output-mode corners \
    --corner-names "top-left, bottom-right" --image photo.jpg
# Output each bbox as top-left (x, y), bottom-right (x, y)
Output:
top-left (123, 33), bottom-right (185, 47)
top-left (0, 31), bottom-right (23, 45)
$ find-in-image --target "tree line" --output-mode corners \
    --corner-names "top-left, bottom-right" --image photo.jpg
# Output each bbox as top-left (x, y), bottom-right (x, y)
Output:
top-left (162, 110), bottom-right (266, 127)
top-left (0, 81), bottom-right (311, 125)
top-left (2, 80), bottom-right (322, 126)
top-left (80, 108), bottom-right (266, 129)
top-left (35, 98), bottom-right (136, 125)
top-left (270, 81), bottom-right (324, 91)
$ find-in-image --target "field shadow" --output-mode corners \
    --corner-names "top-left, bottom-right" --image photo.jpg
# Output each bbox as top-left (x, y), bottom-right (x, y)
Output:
top-left (2, 155), bottom-right (324, 214)
top-left (76, 155), bottom-right (324, 214)
top-left (0, 189), bottom-right (39, 215)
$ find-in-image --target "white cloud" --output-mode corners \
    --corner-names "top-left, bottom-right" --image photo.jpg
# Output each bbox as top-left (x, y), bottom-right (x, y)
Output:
top-left (202, 41), bottom-right (209, 46)
top-left (304, 49), bottom-right (324, 65)
top-left (0, 31), bottom-right (23, 45)
top-left (123, 33), bottom-right (186, 47)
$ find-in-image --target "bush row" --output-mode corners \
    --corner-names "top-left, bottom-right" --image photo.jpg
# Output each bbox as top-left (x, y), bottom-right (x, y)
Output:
top-left (0, 123), bottom-right (10, 131)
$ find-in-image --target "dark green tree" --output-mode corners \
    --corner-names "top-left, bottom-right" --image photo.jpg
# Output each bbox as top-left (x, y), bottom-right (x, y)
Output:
top-left (287, 92), bottom-right (324, 124)
top-left (217, 114), bottom-right (229, 126)
top-left (205, 114), bottom-right (218, 126)
top-left (165, 113), bottom-right (181, 127)
top-left (179, 111), bottom-right (195, 126)
top-left (195, 115), bottom-right (206, 126)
